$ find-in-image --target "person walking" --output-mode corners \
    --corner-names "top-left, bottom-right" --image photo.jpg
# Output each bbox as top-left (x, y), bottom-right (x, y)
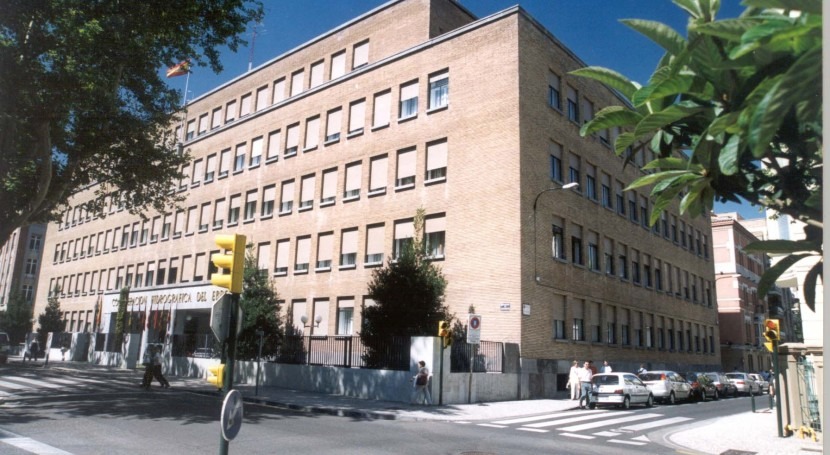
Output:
top-left (25, 339), bottom-right (40, 363)
top-left (151, 345), bottom-right (170, 388)
top-left (578, 361), bottom-right (593, 405)
top-left (412, 360), bottom-right (431, 405)
top-left (588, 360), bottom-right (598, 376)
top-left (567, 360), bottom-right (580, 400)
top-left (637, 363), bottom-right (647, 375)
top-left (140, 346), bottom-right (154, 389)
top-left (601, 360), bottom-right (613, 373)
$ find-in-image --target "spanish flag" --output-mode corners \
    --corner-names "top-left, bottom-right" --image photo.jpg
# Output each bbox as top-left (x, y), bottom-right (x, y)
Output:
top-left (166, 60), bottom-right (190, 78)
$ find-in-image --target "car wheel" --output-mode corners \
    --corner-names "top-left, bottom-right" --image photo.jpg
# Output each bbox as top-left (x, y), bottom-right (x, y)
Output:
top-left (622, 396), bottom-right (631, 409)
top-left (646, 394), bottom-right (654, 408)
top-left (713, 389), bottom-right (719, 400)
top-left (669, 392), bottom-right (676, 405)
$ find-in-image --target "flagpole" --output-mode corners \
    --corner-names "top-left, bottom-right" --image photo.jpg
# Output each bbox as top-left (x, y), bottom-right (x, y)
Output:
top-left (179, 70), bottom-right (191, 142)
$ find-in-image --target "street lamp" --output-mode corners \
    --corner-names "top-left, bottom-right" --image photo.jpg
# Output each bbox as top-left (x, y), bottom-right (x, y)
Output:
top-left (532, 182), bottom-right (579, 284)
top-left (301, 314), bottom-right (322, 331)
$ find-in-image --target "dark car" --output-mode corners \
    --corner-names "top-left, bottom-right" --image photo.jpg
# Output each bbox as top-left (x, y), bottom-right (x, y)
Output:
top-left (685, 372), bottom-right (717, 401)
top-left (704, 372), bottom-right (737, 398)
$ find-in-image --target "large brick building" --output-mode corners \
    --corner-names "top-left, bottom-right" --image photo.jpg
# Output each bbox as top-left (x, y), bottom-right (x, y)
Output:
top-left (34, 0), bottom-right (721, 382)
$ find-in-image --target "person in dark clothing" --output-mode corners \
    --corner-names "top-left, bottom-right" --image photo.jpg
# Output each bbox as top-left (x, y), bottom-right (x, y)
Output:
top-left (140, 346), bottom-right (154, 389)
top-left (151, 345), bottom-right (170, 388)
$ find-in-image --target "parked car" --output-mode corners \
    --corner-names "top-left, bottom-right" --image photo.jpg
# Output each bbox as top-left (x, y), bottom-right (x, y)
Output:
top-left (638, 370), bottom-right (693, 404)
top-left (726, 372), bottom-right (761, 395)
top-left (0, 332), bottom-right (9, 364)
top-left (685, 372), bottom-right (718, 401)
top-left (589, 373), bottom-right (654, 409)
top-left (704, 372), bottom-right (737, 398)
top-left (749, 373), bottom-right (770, 394)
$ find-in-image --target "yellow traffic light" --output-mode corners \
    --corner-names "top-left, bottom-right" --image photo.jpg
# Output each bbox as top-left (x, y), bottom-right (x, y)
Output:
top-left (211, 234), bottom-right (246, 293)
top-left (764, 341), bottom-right (775, 352)
top-left (763, 319), bottom-right (780, 342)
top-left (438, 321), bottom-right (452, 348)
top-left (438, 321), bottom-right (448, 337)
top-left (207, 363), bottom-right (225, 390)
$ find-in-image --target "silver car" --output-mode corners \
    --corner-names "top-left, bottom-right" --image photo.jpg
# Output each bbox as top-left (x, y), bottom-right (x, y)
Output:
top-left (726, 372), bottom-right (761, 395)
top-left (638, 370), bottom-right (693, 404)
top-left (748, 373), bottom-right (769, 393)
top-left (590, 373), bottom-right (654, 409)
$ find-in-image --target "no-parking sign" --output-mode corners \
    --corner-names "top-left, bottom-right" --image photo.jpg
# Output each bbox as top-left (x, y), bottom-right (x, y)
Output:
top-left (467, 314), bottom-right (481, 344)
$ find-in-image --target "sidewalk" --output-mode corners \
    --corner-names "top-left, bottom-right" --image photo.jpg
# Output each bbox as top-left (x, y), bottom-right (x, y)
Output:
top-left (31, 359), bottom-right (826, 454)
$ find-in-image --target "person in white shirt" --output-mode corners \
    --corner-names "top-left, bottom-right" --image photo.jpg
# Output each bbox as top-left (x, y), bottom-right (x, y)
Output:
top-left (601, 360), bottom-right (613, 373)
top-left (578, 361), bottom-right (593, 401)
top-left (566, 360), bottom-right (580, 400)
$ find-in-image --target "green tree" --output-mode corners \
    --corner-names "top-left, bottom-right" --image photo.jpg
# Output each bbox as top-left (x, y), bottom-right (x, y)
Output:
top-left (0, 291), bottom-right (33, 343)
top-left (361, 209), bottom-right (450, 367)
top-left (236, 247), bottom-right (282, 361)
top-left (573, 0), bottom-right (822, 308)
top-left (113, 287), bottom-right (129, 348)
top-left (0, 0), bottom-right (264, 245)
top-left (37, 289), bottom-right (64, 338)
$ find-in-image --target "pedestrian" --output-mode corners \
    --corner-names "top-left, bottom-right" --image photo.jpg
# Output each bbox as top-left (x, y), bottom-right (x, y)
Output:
top-left (601, 360), bottom-right (613, 373)
top-left (140, 346), bottom-right (154, 389)
top-left (412, 360), bottom-right (431, 405)
top-left (637, 363), bottom-right (647, 375)
top-left (566, 360), bottom-right (580, 400)
top-left (578, 361), bottom-right (593, 405)
top-left (25, 339), bottom-right (40, 363)
top-left (60, 340), bottom-right (69, 361)
top-left (151, 345), bottom-right (170, 388)
top-left (587, 360), bottom-right (598, 376)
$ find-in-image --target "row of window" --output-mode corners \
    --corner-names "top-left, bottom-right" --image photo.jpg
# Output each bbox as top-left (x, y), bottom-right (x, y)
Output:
top-left (549, 217), bottom-right (714, 306)
top-left (51, 141), bottom-right (448, 265)
top-left (48, 214), bottom-right (446, 297)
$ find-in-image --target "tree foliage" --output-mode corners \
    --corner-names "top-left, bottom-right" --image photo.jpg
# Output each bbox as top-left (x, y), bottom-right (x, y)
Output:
top-left (573, 0), bottom-right (822, 308)
top-left (236, 247), bottom-right (282, 361)
top-left (361, 209), bottom-right (450, 367)
top-left (0, 291), bottom-right (33, 343)
top-left (0, 0), bottom-right (264, 245)
top-left (37, 288), bottom-right (64, 336)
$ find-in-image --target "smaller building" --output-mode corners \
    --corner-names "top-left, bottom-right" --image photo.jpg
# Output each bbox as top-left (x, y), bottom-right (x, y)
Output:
top-left (0, 224), bottom-right (46, 321)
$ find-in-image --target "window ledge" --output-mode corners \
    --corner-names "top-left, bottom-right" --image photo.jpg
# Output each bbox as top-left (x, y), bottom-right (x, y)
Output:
top-left (394, 183), bottom-right (415, 192)
top-left (371, 124), bottom-right (389, 132)
top-left (315, 267), bottom-right (331, 273)
top-left (248, 163), bottom-right (261, 170)
top-left (323, 138), bottom-right (340, 147)
top-left (364, 262), bottom-right (383, 268)
top-left (347, 129), bottom-right (364, 139)
top-left (298, 205), bottom-right (313, 212)
top-left (426, 105), bottom-right (448, 114)
top-left (260, 214), bottom-right (274, 221)
top-left (302, 146), bottom-right (318, 153)
top-left (243, 218), bottom-right (256, 224)
top-left (339, 264), bottom-right (356, 270)
top-left (368, 188), bottom-right (386, 197)
top-left (218, 173), bottom-right (229, 180)
top-left (226, 222), bottom-right (238, 228)
top-left (284, 152), bottom-right (297, 159)
top-left (278, 210), bottom-right (292, 217)
top-left (265, 157), bottom-right (278, 164)
top-left (294, 269), bottom-right (308, 275)
top-left (190, 182), bottom-right (201, 189)
top-left (320, 200), bottom-right (335, 208)
top-left (233, 169), bottom-right (244, 176)
top-left (424, 177), bottom-right (446, 185)
top-left (274, 272), bottom-right (288, 277)
top-left (343, 195), bottom-right (360, 203)
top-left (397, 114), bottom-right (417, 123)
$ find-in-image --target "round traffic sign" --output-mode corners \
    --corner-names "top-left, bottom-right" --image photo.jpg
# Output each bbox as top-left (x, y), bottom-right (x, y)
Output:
top-left (221, 389), bottom-right (244, 441)
top-left (470, 316), bottom-right (481, 330)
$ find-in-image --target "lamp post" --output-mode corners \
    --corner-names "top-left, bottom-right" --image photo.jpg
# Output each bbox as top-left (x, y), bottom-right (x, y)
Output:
top-left (532, 182), bottom-right (579, 284)
top-left (301, 314), bottom-right (323, 366)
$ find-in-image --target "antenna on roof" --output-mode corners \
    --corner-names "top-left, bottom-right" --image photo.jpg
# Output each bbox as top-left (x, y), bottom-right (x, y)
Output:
top-left (248, 21), bottom-right (261, 72)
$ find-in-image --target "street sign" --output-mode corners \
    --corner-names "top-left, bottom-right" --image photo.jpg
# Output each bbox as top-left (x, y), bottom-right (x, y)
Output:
top-left (221, 389), bottom-right (243, 441)
top-left (467, 314), bottom-right (481, 344)
top-left (211, 294), bottom-right (231, 342)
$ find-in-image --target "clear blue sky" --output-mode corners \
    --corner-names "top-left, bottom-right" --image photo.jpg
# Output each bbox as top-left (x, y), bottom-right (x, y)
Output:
top-left (167, 0), bottom-right (762, 219)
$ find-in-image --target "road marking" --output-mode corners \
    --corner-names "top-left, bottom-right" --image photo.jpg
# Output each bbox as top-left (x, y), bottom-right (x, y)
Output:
top-left (523, 411), bottom-right (634, 428)
top-left (618, 416), bottom-right (692, 431)
top-left (609, 439), bottom-right (647, 446)
top-left (593, 431), bottom-right (620, 437)
top-left (561, 433), bottom-right (594, 439)
top-left (0, 436), bottom-right (73, 454)
top-left (631, 435), bottom-right (649, 442)
top-left (476, 424), bottom-right (507, 429)
top-left (1, 376), bottom-right (65, 389)
top-left (494, 410), bottom-right (604, 425)
top-left (558, 413), bottom-right (662, 432)
top-left (0, 379), bottom-right (29, 390)
top-left (517, 428), bottom-right (549, 433)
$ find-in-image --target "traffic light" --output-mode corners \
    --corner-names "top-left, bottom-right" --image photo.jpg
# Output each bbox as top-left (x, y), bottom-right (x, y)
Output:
top-left (438, 321), bottom-right (452, 348)
top-left (763, 319), bottom-right (780, 342)
top-left (207, 363), bottom-right (225, 390)
top-left (211, 234), bottom-right (246, 293)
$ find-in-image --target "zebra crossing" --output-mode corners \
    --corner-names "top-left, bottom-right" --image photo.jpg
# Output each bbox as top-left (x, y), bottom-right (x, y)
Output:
top-left (460, 409), bottom-right (692, 446)
top-left (0, 371), bottom-right (138, 399)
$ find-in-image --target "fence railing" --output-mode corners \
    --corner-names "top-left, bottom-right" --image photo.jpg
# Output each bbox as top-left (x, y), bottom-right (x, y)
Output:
top-left (276, 335), bottom-right (410, 371)
top-left (450, 340), bottom-right (504, 373)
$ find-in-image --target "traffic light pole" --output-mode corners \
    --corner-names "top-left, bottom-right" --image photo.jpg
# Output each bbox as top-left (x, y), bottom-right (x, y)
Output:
top-left (219, 292), bottom-right (240, 455)
top-left (773, 339), bottom-right (783, 438)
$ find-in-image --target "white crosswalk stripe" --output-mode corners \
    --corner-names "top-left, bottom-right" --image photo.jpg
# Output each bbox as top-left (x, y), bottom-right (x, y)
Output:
top-left (557, 413), bottom-right (663, 432)
top-left (0, 372), bottom-right (135, 396)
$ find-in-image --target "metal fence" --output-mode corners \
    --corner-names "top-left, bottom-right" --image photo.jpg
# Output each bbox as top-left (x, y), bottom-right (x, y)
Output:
top-left (796, 357), bottom-right (822, 432)
top-left (450, 340), bottom-right (504, 373)
top-left (275, 335), bottom-right (410, 371)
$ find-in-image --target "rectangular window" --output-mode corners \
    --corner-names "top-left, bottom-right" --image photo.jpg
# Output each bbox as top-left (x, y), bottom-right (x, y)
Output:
top-left (300, 174), bottom-right (316, 210)
top-left (580, 97), bottom-right (594, 126)
top-left (199, 203), bottom-right (210, 231)
top-left (205, 154), bottom-right (216, 182)
top-left (399, 81), bottom-right (418, 119)
top-left (275, 239), bottom-right (290, 275)
top-left (425, 215), bottom-right (445, 259)
top-left (396, 149), bottom-right (415, 188)
top-left (240, 93), bottom-right (252, 117)
top-left (262, 186), bottom-right (276, 218)
top-left (244, 190), bottom-right (258, 221)
top-left (640, 196), bottom-right (649, 228)
top-left (340, 229), bottom-right (358, 268)
top-left (572, 318), bottom-right (584, 342)
top-left (587, 231), bottom-right (599, 271)
top-left (552, 222), bottom-right (565, 260)
top-left (337, 299), bottom-right (354, 335)
top-left (161, 215), bottom-right (171, 239)
top-left (213, 199), bottom-right (226, 229)
top-left (554, 320), bottom-right (566, 340)
top-left (173, 212), bottom-right (184, 237)
top-left (280, 180), bottom-right (295, 214)
top-left (352, 40), bottom-right (369, 68)
top-left (225, 100), bottom-right (237, 123)
top-left (618, 244), bottom-right (629, 279)
top-left (321, 169), bottom-right (337, 205)
top-left (228, 195), bottom-right (241, 225)
top-left (549, 142), bottom-right (563, 182)
top-left (344, 162), bottom-right (362, 200)
top-left (325, 108), bottom-right (341, 143)
top-left (330, 51), bottom-right (346, 79)
top-left (191, 159), bottom-right (204, 187)
top-left (372, 91), bottom-right (391, 129)
top-left (267, 130), bottom-right (281, 162)
top-left (295, 237), bottom-right (310, 273)
top-left (255, 86), bottom-right (269, 112)
top-left (428, 71), bottom-right (448, 110)
top-left (566, 86), bottom-right (579, 123)
top-left (585, 164), bottom-right (597, 201)
top-left (365, 224), bottom-right (384, 265)
top-left (198, 114), bottom-right (209, 135)
top-left (272, 78), bottom-right (286, 104)
top-left (393, 219), bottom-right (414, 259)
top-left (615, 180), bottom-right (626, 216)
top-left (219, 148), bottom-right (231, 178)
top-left (604, 237), bottom-right (615, 275)
top-left (304, 116), bottom-right (320, 150)
top-left (291, 70), bottom-right (304, 97)
top-left (369, 155), bottom-right (388, 194)
top-left (316, 233), bottom-right (333, 270)
top-left (348, 99), bottom-right (365, 135)
top-left (571, 225), bottom-right (583, 266)
top-left (568, 153), bottom-right (580, 186)
top-left (234, 142), bottom-right (247, 173)
top-left (631, 249), bottom-right (641, 284)
top-left (548, 72), bottom-right (561, 110)
top-left (309, 60), bottom-right (324, 88)
top-left (425, 140), bottom-right (447, 181)
top-left (285, 123), bottom-right (299, 157)
top-left (249, 136), bottom-right (263, 167)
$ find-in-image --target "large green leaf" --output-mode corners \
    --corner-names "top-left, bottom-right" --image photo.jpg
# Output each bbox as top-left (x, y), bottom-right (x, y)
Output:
top-left (626, 170), bottom-right (690, 190)
top-left (743, 0), bottom-right (822, 15)
top-left (570, 67), bottom-right (640, 100)
top-left (757, 253), bottom-right (809, 298)
top-left (672, 0), bottom-right (704, 19)
top-left (717, 134), bottom-right (741, 175)
top-left (580, 107), bottom-right (641, 136)
top-left (621, 19), bottom-right (687, 56)
top-left (691, 18), bottom-right (757, 41)
top-left (633, 105), bottom-right (705, 138)
top-left (614, 132), bottom-right (638, 156)
top-left (643, 157), bottom-right (693, 171)
top-left (744, 239), bottom-right (821, 254)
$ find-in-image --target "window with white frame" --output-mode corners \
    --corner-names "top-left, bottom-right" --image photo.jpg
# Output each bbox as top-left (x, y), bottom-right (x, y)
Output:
top-left (199, 203), bottom-right (210, 231)
top-left (213, 199), bottom-right (226, 229)
top-left (337, 298), bottom-right (354, 335)
top-left (568, 152), bottom-right (580, 186)
top-left (257, 243), bottom-right (271, 274)
top-left (198, 114), bottom-right (209, 136)
top-left (344, 162), bottom-right (361, 200)
top-left (234, 142), bottom-right (246, 173)
top-left (225, 100), bottom-right (237, 123)
top-left (290, 69), bottom-right (304, 96)
top-left (186, 120), bottom-right (196, 140)
top-left (240, 93), bottom-right (252, 117)
top-left (261, 185), bottom-right (276, 218)
top-left (369, 155), bottom-right (387, 194)
top-left (316, 233), bottom-right (333, 271)
top-left (211, 107), bottom-right (222, 130)
top-left (365, 224), bottom-right (384, 265)
top-left (340, 229), bottom-right (358, 268)
top-left (228, 195), bottom-right (241, 225)
top-left (304, 116), bottom-right (320, 150)
top-left (272, 78), bottom-right (286, 104)
top-left (266, 130), bottom-right (281, 162)
top-left (219, 149), bottom-right (231, 178)
top-left (552, 217), bottom-right (565, 260)
top-left (425, 215), bottom-right (445, 259)
top-left (280, 180), bottom-right (294, 214)
top-left (372, 91), bottom-right (391, 129)
top-left (161, 215), bottom-right (171, 239)
top-left (571, 223), bottom-right (583, 266)
top-left (309, 60), bottom-right (324, 88)
top-left (399, 81), bottom-right (418, 119)
top-left (604, 237), bottom-right (614, 275)
top-left (396, 148), bottom-right (415, 188)
top-left (285, 124), bottom-right (299, 157)
top-left (244, 190), bottom-right (258, 221)
top-left (330, 51), bottom-right (346, 79)
top-left (428, 71), bottom-right (448, 110)
top-left (321, 168), bottom-right (337, 205)
top-left (348, 99), bottom-right (365, 135)
top-left (393, 219), bottom-right (414, 259)
top-left (275, 239), bottom-right (290, 275)
top-left (173, 211), bottom-right (184, 237)
top-left (352, 40), bottom-right (369, 68)
top-left (587, 230), bottom-right (599, 271)
top-left (205, 154), bottom-right (216, 182)
top-left (294, 237), bottom-right (310, 273)
top-left (250, 136), bottom-right (263, 167)
top-left (326, 108), bottom-right (341, 142)
top-left (425, 140), bottom-right (447, 182)
top-left (255, 86), bottom-right (269, 112)
top-left (24, 258), bottom-right (37, 276)
top-left (300, 174), bottom-right (315, 210)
